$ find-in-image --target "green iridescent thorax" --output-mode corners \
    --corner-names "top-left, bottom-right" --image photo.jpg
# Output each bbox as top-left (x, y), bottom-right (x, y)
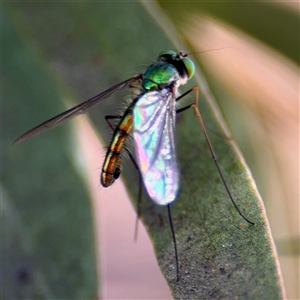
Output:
top-left (142, 62), bottom-right (180, 90)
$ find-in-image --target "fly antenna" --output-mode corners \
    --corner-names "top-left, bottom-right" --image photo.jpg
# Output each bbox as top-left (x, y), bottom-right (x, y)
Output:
top-left (187, 47), bottom-right (233, 56)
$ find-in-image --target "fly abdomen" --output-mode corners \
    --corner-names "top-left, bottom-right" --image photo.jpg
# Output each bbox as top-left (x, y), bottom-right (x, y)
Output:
top-left (100, 109), bottom-right (134, 187)
top-left (101, 151), bottom-right (122, 187)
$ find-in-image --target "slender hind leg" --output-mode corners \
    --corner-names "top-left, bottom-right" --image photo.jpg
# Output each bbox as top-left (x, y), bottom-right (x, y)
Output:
top-left (125, 149), bottom-right (143, 243)
top-left (176, 87), bottom-right (254, 225)
top-left (167, 86), bottom-right (254, 281)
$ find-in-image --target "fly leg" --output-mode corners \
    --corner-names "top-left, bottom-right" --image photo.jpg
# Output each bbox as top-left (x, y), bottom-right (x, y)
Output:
top-left (124, 148), bottom-right (143, 243)
top-left (176, 87), bottom-right (254, 225)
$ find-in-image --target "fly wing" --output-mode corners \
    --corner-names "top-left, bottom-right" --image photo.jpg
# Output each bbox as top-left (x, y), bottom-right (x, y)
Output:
top-left (13, 75), bottom-right (142, 145)
top-left (133, 89), bottom-right (179, 205)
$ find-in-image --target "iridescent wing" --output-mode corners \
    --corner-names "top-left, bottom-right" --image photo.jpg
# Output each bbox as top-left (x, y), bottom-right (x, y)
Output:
top-left (133, 89), bottom-right (179, 205)
top-left (13, 75), bottom-right (142, 145)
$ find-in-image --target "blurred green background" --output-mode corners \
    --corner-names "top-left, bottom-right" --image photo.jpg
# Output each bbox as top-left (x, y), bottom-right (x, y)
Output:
top-left (2, 1), bottom-right (299, 299)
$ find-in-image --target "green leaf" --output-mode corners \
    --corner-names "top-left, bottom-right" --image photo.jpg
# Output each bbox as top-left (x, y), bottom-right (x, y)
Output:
top-left (2, 11), bottom-right (98, 299)
top-left (3, 1), bottom-right (288, 299)
top-left (4, 2), bottom-right (173, 298)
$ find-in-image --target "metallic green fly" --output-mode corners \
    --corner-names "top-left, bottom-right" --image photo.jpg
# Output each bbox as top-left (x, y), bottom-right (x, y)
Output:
top-left (14, 50), bottom-right (253, 280)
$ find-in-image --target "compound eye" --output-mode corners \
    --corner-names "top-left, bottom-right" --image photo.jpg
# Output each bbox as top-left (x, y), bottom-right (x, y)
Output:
top-left (158, 50), bottom-right (176, 62)
top-left (182, 57), bottom-right (195, 79)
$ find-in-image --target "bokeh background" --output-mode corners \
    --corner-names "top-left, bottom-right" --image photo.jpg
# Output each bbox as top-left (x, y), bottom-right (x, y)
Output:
top-left (3, 1), bottom-right (298, 299)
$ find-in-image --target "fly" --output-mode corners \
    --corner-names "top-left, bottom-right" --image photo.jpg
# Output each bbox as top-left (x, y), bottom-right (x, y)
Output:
top-left (13, 50), bottom-right (253, 281)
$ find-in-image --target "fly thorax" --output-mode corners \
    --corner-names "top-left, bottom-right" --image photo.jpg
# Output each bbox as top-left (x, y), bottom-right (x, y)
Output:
top-left (142, 62), bottom-right (180, 91)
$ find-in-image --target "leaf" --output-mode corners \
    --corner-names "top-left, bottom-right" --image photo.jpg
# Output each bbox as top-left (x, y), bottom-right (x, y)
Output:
top-left (2, 11), bottom-right (98, 299)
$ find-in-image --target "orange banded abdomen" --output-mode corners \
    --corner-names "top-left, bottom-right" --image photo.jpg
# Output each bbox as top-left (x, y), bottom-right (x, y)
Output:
top-left (100, 110), bottom-right (133, 187)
